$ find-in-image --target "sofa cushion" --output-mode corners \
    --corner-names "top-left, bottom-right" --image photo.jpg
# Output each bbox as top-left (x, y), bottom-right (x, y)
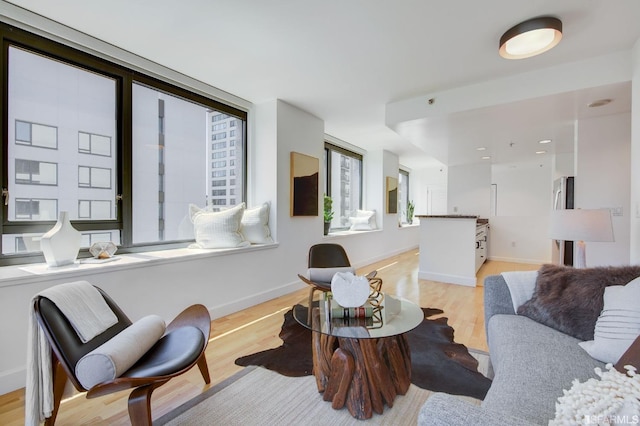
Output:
top-left (517, 264), bottom-right (640, 341)
top-left (485, 314), bottom-right (604, 425)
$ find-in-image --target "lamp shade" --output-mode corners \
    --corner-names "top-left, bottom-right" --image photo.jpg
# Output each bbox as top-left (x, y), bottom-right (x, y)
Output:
top-left (549, 209), bottom-right (614, 243)
top-left (499, 17), bottom-right (562, 59)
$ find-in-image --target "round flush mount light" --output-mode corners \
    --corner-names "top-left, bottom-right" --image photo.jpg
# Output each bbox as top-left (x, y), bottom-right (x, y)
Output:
top-left (587, 98), bottom-right (612, 108)
top-left (499, 17), bottom-right (562, 59)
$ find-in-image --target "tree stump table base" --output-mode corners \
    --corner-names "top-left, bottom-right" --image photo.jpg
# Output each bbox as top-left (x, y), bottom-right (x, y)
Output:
top-left (311, 310), bottom-right (412, 420)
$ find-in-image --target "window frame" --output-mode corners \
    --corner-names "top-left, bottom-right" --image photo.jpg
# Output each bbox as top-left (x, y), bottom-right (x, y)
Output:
top-left (399, 168), bottom-right (410, 224)
top-left (0, 22), bottom-right (248, 265)
top-left (324, 142), bottom-right (363, 231)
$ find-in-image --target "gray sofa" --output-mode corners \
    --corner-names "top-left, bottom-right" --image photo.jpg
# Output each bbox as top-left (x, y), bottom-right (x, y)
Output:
top-left (418, 274), bottom-right (605, 426)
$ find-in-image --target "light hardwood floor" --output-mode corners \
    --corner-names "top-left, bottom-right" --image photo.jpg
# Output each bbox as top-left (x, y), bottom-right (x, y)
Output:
top-left (0, 249), bottom-right (539, 425)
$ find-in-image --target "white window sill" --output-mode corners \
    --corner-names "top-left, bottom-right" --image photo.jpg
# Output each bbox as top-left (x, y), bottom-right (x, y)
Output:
top-left (323, 228), bottom-right (382, 239)
top-left (0, 242), bottom-right (279, 288)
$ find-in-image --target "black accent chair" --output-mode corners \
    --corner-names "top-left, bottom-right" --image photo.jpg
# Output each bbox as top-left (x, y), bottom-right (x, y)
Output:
top-left (33, 287), bottom-right (211, 426)
top-left (297, 243), bottom-right (381, 320)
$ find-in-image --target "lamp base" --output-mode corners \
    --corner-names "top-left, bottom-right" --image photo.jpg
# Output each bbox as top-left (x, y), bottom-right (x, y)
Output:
top-left (574, 240), bottom-right (587, 268)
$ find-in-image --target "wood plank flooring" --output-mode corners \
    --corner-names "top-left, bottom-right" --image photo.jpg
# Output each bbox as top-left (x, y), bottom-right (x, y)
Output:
top-left (0, 249), bottom-right (540, 425)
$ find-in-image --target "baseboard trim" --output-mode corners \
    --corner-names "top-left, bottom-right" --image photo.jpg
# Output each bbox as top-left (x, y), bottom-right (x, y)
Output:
top-left (0, 366), bottom-right (26, 396)
top-left (488, 256), bottom-right (545, 265)
top-left (418, 271), bottom-right (476, 287)
top-left (207, 280), bottom-right (305, 320)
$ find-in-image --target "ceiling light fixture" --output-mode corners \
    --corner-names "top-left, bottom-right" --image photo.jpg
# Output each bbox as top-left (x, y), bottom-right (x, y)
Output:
top-left (476, 147), bottom-right (487, 151)
top-left (588, 99), bottom-right (612, 108)
top-left (499, 17), bottom-right (562, 59)
top-left (536, 150), bottom-right (547, 154)
top-left (481, 156), bottom-right (491, 160)
top-left (539, 139), bottom-right (552, 144)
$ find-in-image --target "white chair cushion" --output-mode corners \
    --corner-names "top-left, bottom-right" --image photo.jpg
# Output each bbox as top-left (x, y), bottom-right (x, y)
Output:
top-left (241, 202), bottom-right (273, 244)
top-left (307, 266), bottom-right (356, 283)
top-left (190, 203), bottom-right (249, 249)
top-left (579, 277), bottom-right (640, 364)
top-left (75, 314), bottom-right (166, 389)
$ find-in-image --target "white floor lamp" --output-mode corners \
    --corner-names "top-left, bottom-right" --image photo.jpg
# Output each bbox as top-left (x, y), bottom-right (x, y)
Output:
top-left (549, 209), bottom-right (614, 268)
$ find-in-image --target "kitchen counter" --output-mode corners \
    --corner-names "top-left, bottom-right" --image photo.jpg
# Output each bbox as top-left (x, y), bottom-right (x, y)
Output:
top-left (416, 215), bottom-right (489, 286)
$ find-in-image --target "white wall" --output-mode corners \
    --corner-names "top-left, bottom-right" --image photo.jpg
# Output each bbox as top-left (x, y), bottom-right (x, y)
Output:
top-left (575, 112), bottom-right (632, 266)
top-left (447, 163), bottom-right (491, 216)
top-left (412, 165), bottom-right (447, 215)
top-left (489, 159), bottom-right (553, 264)
top-left (631, 39), bottom-right (640, 264)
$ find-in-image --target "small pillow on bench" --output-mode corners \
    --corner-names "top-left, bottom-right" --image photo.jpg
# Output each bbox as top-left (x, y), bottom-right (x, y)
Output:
top-left (349, 210), bottom-right (377, 231)
top-left (75, 314), bottom-right (166, 389)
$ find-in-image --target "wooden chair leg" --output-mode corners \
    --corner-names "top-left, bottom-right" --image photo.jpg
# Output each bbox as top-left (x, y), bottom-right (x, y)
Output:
top-left (197, 353), bottom-right (211, 384)
top-left (127, 382), bottom-right (164, 426)
top-left (44, 354), bottom-right (68, 426)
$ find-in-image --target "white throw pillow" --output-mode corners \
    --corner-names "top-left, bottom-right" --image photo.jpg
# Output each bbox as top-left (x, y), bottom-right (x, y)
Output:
top-left (241, 202), bottom-right (273, 244)
top-left (349, 209), bottom-right (377, 231)
top-left (190, 203), bottom-right (250, 249)
top-left (75, 314), bottom-right (166, 389)
top-left (579, 276), bottom-right (640, 364)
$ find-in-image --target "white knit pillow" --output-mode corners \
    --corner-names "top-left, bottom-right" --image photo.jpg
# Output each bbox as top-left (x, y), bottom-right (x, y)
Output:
top-left (241, 202), bottom-right (273, 244)
top-left (579, 277), bottom-right (640, 364)
top-left (190, 203), bottom-right (249, 249)
top-left (75, 314), bottom-right (166, 389)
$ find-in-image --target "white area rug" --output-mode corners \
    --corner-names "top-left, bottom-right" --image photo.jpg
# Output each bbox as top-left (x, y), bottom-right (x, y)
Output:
top-left (155, 351), bottom-right (489, 426)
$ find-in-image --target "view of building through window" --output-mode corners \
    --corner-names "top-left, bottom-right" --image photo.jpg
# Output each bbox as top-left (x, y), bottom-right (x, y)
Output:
top-left (325, 144), bottom-right (362, 229)
top-left (399, 169), bottom-right (410, 223)
top-left (3, 46), bottom-right (245, 254)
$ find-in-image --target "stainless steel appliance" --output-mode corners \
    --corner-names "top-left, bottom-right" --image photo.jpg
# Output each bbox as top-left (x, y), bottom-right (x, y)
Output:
top-left (552, 176), bottom-right (575, 265)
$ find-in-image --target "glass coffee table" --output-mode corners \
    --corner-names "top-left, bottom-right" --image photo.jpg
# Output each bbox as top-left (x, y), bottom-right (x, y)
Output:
top-left (293, 292), bottom-right (424, 419)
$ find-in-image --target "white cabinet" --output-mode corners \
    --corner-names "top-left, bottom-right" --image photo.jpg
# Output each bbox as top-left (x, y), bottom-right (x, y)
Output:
top-left (475, 224), bottom-right (488, 272)
top-left (417, 215), bottom-right (488, 287)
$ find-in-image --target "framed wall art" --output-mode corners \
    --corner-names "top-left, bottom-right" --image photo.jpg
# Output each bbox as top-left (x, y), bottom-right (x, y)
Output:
top-left (290, 152), bottom-right (319, 216)
top-left (386, 176), bottom-right (398, 214)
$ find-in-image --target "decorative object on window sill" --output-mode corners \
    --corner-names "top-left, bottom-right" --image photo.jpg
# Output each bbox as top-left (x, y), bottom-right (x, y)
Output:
top-left (324, 195), bottom-right (334, 235)
top-left (40, 211), bottom-right (82, 267)
top-left (89, 241), bottom-right (118, 259)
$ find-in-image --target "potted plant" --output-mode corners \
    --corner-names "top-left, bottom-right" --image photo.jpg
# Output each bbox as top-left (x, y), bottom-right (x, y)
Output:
top-left (323, 195), bottom-right (334, 235)
top-left (406, 200), bottom-right (415, 224)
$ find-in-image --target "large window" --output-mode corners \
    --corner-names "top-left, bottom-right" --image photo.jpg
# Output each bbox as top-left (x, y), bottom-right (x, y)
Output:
top-left (324, 143), bottom-right (363, 230)
top-left (0, 23), bottom-right (247, 263)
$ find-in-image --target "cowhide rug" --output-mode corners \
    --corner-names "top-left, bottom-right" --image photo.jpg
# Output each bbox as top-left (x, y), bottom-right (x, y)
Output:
top-left (235, 307), bottom-right (491, 400)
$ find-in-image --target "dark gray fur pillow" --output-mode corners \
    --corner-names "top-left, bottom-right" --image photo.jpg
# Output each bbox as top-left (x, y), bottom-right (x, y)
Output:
top-left (517, 264), bottom-right (640, 341)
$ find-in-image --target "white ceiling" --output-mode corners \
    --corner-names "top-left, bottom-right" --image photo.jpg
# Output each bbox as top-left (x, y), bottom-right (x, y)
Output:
top-left (5, 0), bottom-right (640, 169)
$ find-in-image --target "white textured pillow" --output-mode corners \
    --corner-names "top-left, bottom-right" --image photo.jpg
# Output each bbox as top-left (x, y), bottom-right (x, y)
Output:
top-left (75, 314), bottom-right (166, 389)
top-left (241, 202), bottom-right (273, 244)
top-left (190, 203), bottom-right (249, 249)
top-left (579, 277), bottom-right (640, 364)
top-left (349, 210), bottom-right (377, 231)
